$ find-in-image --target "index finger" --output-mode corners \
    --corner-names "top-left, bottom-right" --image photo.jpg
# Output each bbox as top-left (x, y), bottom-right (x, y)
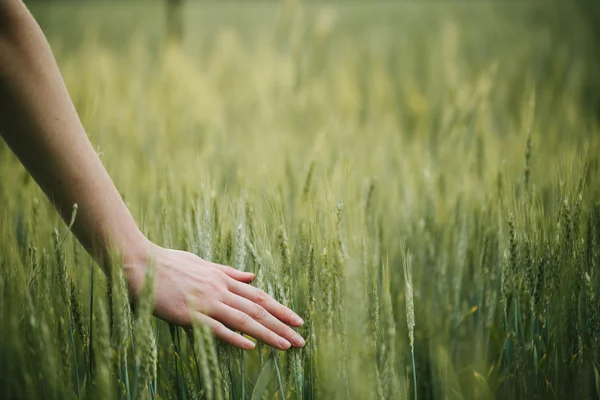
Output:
top-left (213, 263), bottom-right (255, 283)
top-left (229, 280), bottom-right (304, 327)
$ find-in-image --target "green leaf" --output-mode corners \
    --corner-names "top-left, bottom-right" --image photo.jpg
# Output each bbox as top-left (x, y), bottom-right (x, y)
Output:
top-left (473, 370), bottom-right (494, 400)
top-left (251, 358), bottom-right (274, 400)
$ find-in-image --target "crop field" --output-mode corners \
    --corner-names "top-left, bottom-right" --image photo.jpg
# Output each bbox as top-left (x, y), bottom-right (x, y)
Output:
top-left (1, 1), bottom-right (600, 399)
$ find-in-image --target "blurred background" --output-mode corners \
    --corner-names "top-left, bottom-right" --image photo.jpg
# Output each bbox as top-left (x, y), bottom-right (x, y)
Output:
top-left (27, 0), bottom-right (600, 121)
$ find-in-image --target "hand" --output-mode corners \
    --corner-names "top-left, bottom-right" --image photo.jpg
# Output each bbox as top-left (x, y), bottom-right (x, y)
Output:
top-left (124, 241), bottom-right (305, 351)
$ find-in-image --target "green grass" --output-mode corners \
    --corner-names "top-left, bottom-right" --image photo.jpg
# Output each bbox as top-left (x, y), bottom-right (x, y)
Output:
top-left (1, 1), bottom-right (600, 399)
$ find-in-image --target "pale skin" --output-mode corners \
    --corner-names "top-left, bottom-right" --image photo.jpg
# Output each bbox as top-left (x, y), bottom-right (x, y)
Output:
top-left (0, 0), bottom-right (305, 351)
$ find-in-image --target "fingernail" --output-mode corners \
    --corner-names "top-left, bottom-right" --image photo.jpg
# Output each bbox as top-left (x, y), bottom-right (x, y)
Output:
top-left (278, 337), bottom-right (292, 350)
top-left (292, 315), bottom-right (304, 326)
top-left (291, 334), bottom-right (305, 348)
top-left (244, 340), bottom-right (256, 350)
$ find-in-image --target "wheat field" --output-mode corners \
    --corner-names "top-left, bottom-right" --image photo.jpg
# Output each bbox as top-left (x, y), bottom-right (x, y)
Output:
top-left (1, 1), bottom-right (599, 399)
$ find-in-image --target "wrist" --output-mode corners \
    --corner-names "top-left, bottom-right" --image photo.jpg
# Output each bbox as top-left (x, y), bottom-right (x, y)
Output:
top-left (121, 229), bottom-right (152, 265)
top-left (120, 232), bottom-right (157, 297)
top-left (97, 228), bottom-right (150, 277)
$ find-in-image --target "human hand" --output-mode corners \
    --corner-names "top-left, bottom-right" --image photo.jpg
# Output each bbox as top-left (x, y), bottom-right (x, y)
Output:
top-left (124, 241), bottom-right (305, 351)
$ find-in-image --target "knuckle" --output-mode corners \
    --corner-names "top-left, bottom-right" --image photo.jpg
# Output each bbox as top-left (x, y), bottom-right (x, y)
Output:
top-left (253, 304), bottom-right (267, 320)
top-left (207, 276), bottom-right (227, 294)
top-left (270, 320), bottom-right (289, 337)
top-left (219, 272), bottom-right (233, 286)
top-left (255, 289), bottom-right (268, 305)
top-left (225, 266), bottom-right (237, 275)
top-left (191, 299), bottom-right (210, 316)
top-left (213, 323), bottom-right (233, 343)
top-left (279, 304), bottom-right (292, 320)
top-left (207, 284), bottom-right (224, 299)
top-left (280, 324), bottom-right (295, 337)
top-left (214, 269), bottom-right (228, 281)
top-left (268, 332), bottom-right (281, 345)
top-left (205, 277), bottom-right (219, 290)
top-left (236, 311), bottom-right (250, 327)
top-left (210, 322), bottom-right (221, 336)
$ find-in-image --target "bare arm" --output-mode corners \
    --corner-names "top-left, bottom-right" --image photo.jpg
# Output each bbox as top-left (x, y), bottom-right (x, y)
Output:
top-left (0, 0), bottom-right (304, 351)
top-left (0, 1), bottom-right (145, 263)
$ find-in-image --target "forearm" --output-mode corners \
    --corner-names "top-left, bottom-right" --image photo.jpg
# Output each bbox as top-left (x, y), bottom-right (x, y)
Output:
top-left (0, 0), bottom-right (147, 268)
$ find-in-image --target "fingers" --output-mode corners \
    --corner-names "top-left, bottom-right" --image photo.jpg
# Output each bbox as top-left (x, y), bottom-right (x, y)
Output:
top-left (212, 303), bottom-right (294, 351)
top-left (214, 264), bottom-right (255, 283)
top-left (192, 312), bottom-right (255, 350)
top-left (229, 280), bottom-right (304, 327)
top-left (224, 293), bottom-right (305, 348)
